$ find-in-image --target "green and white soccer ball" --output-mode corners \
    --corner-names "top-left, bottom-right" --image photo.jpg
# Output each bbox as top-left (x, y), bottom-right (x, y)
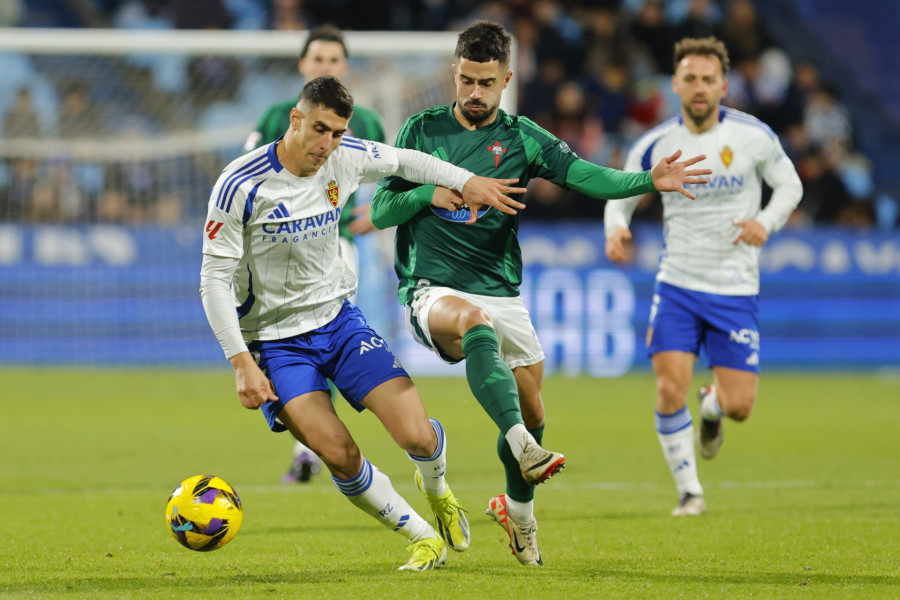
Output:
top-left (165, 475), bottom-right (243, 551)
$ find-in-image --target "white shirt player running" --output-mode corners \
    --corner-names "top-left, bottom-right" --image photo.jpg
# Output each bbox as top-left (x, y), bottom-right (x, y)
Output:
top-left (200, 135), bottom-right (473, 358)
top-left (605, 107), bottom-right (803, 296)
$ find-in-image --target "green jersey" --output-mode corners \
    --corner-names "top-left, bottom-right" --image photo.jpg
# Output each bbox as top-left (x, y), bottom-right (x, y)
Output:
top-left (373, 104), bottom-right (655, 303)
top-left (374, 105), bottom-right (579, 301)
top-left (246, 99), bottom-right (385, 239)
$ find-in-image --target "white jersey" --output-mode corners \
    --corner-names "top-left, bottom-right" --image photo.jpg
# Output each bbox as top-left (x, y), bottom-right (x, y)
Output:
top-left (605, 107), bottom-right (802, 295)
top-left (201, 135), bottom-right (471, 351)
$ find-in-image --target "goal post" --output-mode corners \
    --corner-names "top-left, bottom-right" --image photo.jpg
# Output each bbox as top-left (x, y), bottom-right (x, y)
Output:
top-left (0, 27), bottom-right (516, 147)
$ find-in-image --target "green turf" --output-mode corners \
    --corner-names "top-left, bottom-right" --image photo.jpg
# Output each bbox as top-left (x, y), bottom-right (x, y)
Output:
top-left (1, 369), bottom-right (898, 598)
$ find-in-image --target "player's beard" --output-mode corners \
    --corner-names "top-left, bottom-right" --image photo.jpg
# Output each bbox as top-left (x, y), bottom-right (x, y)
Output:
top-left (459, 99), bottom-right (499, 126)
top-left (683, 98), bottom-right (716, 128)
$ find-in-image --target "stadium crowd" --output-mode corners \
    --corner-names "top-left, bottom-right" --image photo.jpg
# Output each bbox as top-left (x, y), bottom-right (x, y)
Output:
top-left (0, 0), bottom-right (894, 230)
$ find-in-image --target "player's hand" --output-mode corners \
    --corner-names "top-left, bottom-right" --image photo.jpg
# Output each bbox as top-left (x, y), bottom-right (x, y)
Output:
top-left (605, 226), bottom-right (634, 263)
top-left (651, 150), bottom-right (712, 199)
top-left (460, 177), bottom-right (527, 225)
top-left (229, 351), bottom-right (278, 410)
top-left (348, 204), bottom-right (377, 236)
top-left (732, 218), bottom-right (768, 246)
top-left (431, 186), bottom-right (465, 211)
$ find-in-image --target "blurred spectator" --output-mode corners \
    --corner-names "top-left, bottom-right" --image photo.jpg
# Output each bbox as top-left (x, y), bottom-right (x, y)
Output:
top-left (451, 0), bottom-right (513, 32)
top-left (671, 0), bottom-right (721, 44)
top-left (4, 0), bottom-right (895, 230)
top-left (521, 58), bottom-right (566, 124)
top-left (627, 76), bottom-right (665, 127)
top-left (167, 0), bottom-right (230, 29)
top-left (104, 161), bottom-right (156, 221)
top-left (719, 0), bottom-right (774, 65)
top-left (0, 158), bottom-right (39, 220)
top-left (804, 83), bottom-right (853, 147)
top-left (2, 88), bottom-right (40, 138)
top-left (48, 160), bottom-right (88, 221)
top-left (0, 0), bottom-right (23, 26)
top-left (168, 0), bottom-right (242, 107)
top-left (795, 149), bottom-right (854, 225)
top-left (111, 0), bottom-right (171, 29)
top-left (581, 6), bottom-right (629, 80)
top-left (270, 0), bottom-right (317, 31)
top-left (531, 1), bottom-right (584, 77)
top-left (16, 159), bottom-right (88, 222)
top-left (96, 188), bottom-right (130, 223)
top-left (548, 80), bottom-right (605, 162)
top-left (591, 63), bottom-right (631, 132)
top-left (186, 55), bottom-right (242, 106)
top-left (58, 81), bottom-right (104, 139)
top-left (725, 49), bottom-right (792, 124)
top-left (512, 16), bottom-right (540, 86)
top-left (824, 139), bottom-right (875, 200)
top-left (153, 193), bottom-right (182, 225)
top-left (627, 0), bottom-right (676, 74)
top-left (783, 58), bottom-right (820, 117)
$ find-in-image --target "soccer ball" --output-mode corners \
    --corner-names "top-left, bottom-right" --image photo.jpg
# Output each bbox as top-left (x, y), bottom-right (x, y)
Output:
top-left (165, 475), bottom-right (243, 552)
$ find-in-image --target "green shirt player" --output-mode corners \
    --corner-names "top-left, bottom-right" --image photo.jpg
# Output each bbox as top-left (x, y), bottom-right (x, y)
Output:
top-left (371, 20), bottom-right (710, 567)
top-left (244, 24), bottom-right (386, 485)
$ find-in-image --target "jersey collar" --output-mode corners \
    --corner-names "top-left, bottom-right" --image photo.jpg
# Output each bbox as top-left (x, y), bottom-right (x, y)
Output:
top-left (267, 135), bottom-right (285, 173)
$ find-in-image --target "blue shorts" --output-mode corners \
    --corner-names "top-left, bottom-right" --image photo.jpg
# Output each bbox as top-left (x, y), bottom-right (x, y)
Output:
top-left (249, 301), bottom-right (410, 432)
top-left (647, 281), bottom-right (760, 373)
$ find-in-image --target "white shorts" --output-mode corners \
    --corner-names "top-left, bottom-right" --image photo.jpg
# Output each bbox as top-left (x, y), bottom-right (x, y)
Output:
top-left (405, 286), bottom-right (544, 368)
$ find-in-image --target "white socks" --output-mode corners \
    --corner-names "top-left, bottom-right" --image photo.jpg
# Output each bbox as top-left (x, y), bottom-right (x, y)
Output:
top-left (504, 423), bottom-right (534, 461)
top-left (408, 418), bottom-right (448, 497)
top-left (655, 408), bottom-right (703, 497)
top-left (505, 495), bottom-right (535, 525)
top-left (700, 386), bottom-right (724, 421)
top-left (333, 458), bottom-right (435, 542)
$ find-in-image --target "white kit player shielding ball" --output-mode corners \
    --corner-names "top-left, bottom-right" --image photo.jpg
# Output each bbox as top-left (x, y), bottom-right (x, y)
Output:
top-left (605, 37), bottom-right (803, 516)
top-left (199, 76), bottom-right (527, 570)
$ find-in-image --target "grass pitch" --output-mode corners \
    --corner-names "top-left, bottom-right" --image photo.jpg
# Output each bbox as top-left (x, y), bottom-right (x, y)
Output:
top-left (1, 369), bottom-right (898, 598)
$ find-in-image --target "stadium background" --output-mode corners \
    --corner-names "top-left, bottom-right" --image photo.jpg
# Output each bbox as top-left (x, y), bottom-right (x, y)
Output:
top-left (0, 0), bottom-right (898, 373)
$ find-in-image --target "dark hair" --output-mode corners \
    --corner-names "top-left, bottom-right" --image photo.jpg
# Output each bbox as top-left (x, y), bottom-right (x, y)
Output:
top-left (298, 76), bottom-right (354, 119)
top-left (300, 24), bottom-right (348, 60)
top-left (455, 21), bottom-right (511, 66)
top-left (673, 37), bottom-right (731, 75)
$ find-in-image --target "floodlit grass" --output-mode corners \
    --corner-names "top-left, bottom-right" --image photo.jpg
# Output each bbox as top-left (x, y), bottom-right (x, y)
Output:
top-left (1, 369), bottom-right (898, 598)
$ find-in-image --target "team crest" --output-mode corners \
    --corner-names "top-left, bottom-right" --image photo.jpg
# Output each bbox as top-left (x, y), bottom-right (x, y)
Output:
top-left (487, 141), bottom-right (507, 168)
top-left (720, 145), bottom-right (734, 168)
top-left (326, 179), bottom-right (339, 207)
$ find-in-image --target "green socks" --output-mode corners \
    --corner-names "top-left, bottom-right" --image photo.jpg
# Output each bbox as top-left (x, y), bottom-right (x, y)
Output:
top-left (499, 424), bottom-right (545, 502)
top-left (461, 324), bottom-right (524, 435)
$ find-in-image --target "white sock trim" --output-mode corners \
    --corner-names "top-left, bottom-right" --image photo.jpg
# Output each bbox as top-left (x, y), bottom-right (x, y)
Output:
top-left (504, 423), bottom-right (533, 461)
top-left (505, 496), bottom-right (535, 524)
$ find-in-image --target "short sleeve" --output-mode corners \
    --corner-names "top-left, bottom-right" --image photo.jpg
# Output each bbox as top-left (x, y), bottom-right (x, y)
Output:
top-left (202, 171), bottom-right (250, 259)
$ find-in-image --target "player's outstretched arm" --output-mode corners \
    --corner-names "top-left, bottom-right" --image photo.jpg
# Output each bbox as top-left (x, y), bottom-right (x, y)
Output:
top-left (459, 177), bottom-right (527, 225)
top-left (650, 150), bottom-right (711, 199)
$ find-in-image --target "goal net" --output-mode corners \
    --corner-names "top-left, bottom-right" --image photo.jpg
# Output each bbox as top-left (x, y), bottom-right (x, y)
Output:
top-left (0, 27), bottom-right (515, 366)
